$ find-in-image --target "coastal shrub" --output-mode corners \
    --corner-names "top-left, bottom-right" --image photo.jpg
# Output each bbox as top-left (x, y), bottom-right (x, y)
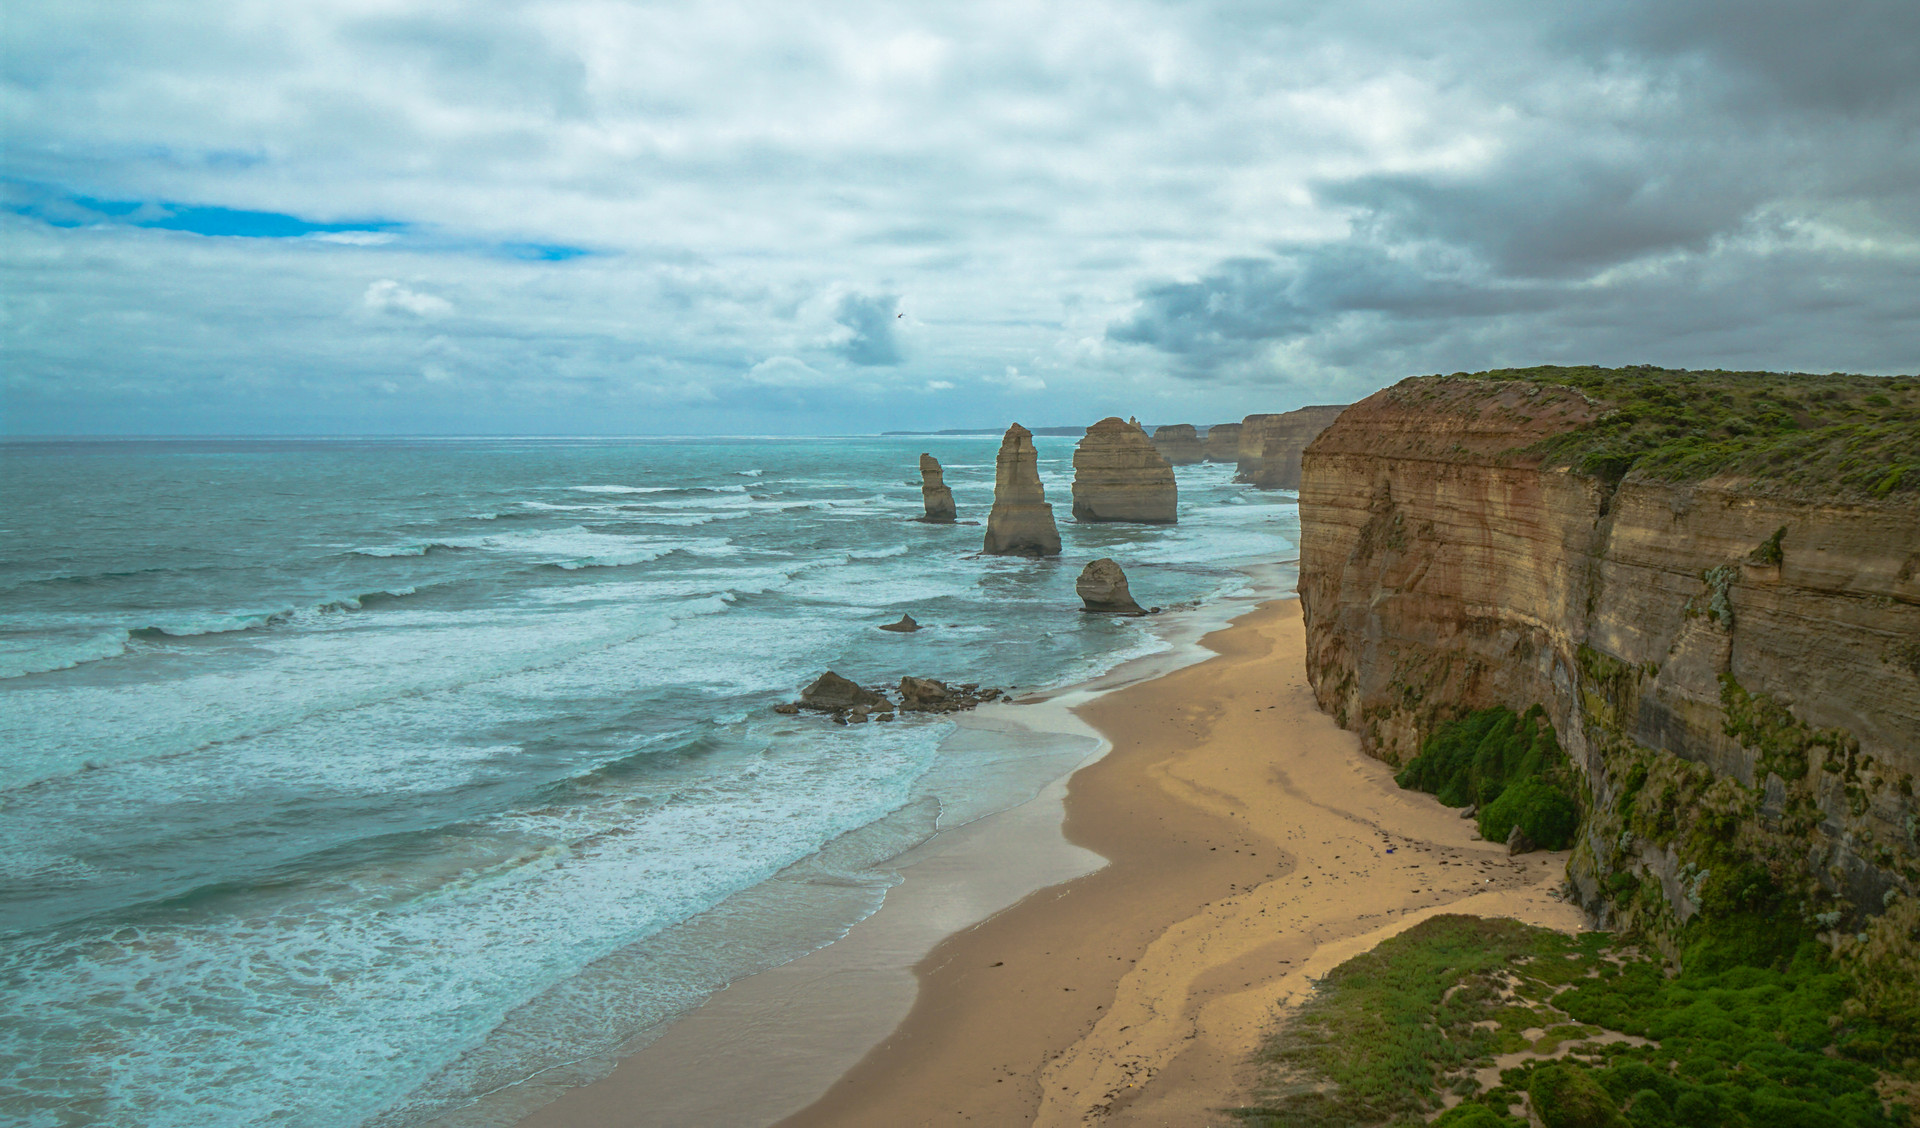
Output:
top-left (1455, 366), bottom-right (1920, 499)
top-left (1394, 705), bottom-right (1580, 847)
top-left (1529, 1065), bottom-right (1624, 1128)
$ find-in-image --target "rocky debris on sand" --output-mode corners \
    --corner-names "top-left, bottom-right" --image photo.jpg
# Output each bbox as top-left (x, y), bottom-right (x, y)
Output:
top-left (917, 453), bottom-right (956, 522)
top-left (1507, 824), bottom-right (1537, 856)
top-left (1203, 422), bottom-right (1241, 463)
top-left (1149, 424), bottom-right (1205, 465)
top-left (897, 676), bottom-right (1004, 714)
top-left (879, 613), bottom-right (920, 632)
top-left (1077, 558), bottom-right (1145, 614)
top-left (798, 671), bottom-right (888, 712)
top-left (983, 424), bottom-right (1061, 556)
top-left (1071, 417), bottom-right (1176, 524)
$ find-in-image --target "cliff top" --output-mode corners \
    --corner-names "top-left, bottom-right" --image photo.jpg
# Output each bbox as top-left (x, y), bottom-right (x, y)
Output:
top-left (1406, 366), bottom-right (1918, 501)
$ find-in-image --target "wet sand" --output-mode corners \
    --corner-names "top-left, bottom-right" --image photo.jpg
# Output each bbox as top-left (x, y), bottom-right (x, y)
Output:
top-left (518, 598), bottom-right (1583, 1127)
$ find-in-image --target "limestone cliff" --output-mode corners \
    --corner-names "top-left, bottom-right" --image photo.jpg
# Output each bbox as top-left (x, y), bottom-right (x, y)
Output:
top-left (1071, 417), bottom-right (1177, 524)
top-left (1150, 424), bottom-right (1206, 465)
top-left (983, 423), bottom-right (1062, 556)
top-left (1297, 368), bottom-right (1920, 934)
top-left (1204, 423), bottom-right (1242, 464)
top-left (918, 453), bottom-right (956, 522)
top-left (1235, 405), bottom-right (1348, 489)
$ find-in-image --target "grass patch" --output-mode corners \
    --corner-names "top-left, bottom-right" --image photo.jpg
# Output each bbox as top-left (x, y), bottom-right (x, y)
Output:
top-left (1454, 365), bottom-right (1920, 500)
top-left (1232, 914), bottom-right (1907, 1128)
top-left (1394, 705), bottom-right (1580, 849)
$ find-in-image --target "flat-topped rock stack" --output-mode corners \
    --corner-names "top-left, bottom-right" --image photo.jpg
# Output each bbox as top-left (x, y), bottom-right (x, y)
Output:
top-left (917, 453), bottom-right (956, 522)
top-left (1071, 417), bottom-right (1177, 524)
top-left (1149, 424), bottom-right (1205, 465)
top-left (1236, 405), bottom-right (1348, 488)
top-left (982, 423), bottom-right (1062, 556)
top-left (1203, 422), bottom-right (1241, 463)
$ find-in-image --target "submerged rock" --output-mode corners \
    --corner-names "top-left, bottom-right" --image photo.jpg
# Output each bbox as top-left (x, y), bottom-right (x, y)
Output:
top-left (1150, 424), bottom-right (1205, 465)
top-left (918, 453), bottom-right (956, 522)
top-left (1078, 558), bottom-right (1145, 614)
top-left (982, 423), bottom-right (1062, 556)
top-left (798, 671), bottom-right (888, 712)
top-left (879, 613), bottom-right (921, 632)
top-left (1071, 417), bottom-right (1176, 524)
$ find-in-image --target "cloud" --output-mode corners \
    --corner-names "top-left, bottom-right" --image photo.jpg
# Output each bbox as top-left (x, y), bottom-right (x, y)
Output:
top-left (830, 292), bottom-right (904, 366)
top-left (924, 379), bottom-right (954, 391)
top-left (744, 355), bottom-right (832, 387)
top-left (363, 280), bottom-right (453, 317)
top-left (984, 365), bottom-right (1046, 392)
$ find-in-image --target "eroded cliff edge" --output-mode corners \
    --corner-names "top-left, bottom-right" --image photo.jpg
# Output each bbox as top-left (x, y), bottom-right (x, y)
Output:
top-left (1297, 367), bottom-right (1920, 938)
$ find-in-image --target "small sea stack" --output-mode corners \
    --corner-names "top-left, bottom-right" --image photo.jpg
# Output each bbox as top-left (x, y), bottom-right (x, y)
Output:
top-left (1203, 422), bottom-right (1241, 463)
top-left (982, 424), bottom-right (1062, 557)
top-left (879, 613), bottom-right (920, 632)
top-left (1236, 405), bottom-right (1347, 487)
top-left (918, 453), bottom-right (956, 522)
top-left (1149, 424), bottom-right (1205, 465)
top-left (1077, 558), bottom-right (1145, 614)
top-left (1071, 417), bottom-right (1176, 524)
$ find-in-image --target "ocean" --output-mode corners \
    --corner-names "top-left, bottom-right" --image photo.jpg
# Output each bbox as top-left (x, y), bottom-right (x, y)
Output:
top-left (0, 435), bottom-right (1299, 1127)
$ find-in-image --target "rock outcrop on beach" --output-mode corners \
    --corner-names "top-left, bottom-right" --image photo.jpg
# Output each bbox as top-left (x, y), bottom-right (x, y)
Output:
top-left (1149, 424), bottom-right (1206, 465)
top-left (1235, 405), bottom-right (1348, 489)
top-left (1077, 558), bottom-right (1145, 614)
top-left (1070, 417), bottom-right (1177, 524)
top-left (797, 671), bottom-right (888, 712)
top-left (983, 424), bottom-right (1062, 556)
top-left (1296, 367), bottom-right (1920, 934)
top-left (918, 453), bottom-right (956, 522)
top-left (1203, 422), bottom-right (1242, 463)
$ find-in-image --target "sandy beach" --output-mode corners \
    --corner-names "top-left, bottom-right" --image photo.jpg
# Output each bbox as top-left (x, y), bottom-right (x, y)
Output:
top-left (518, 597), bottom-right (1584, 1128)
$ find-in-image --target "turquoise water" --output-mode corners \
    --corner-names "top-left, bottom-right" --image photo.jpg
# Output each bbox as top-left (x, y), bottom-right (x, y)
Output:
top-left (0, 435), bottom-right (1298, 1126)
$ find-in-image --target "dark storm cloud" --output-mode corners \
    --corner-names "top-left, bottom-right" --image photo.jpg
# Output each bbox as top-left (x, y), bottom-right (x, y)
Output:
top-left (831, 292), bottom-right (904, 366)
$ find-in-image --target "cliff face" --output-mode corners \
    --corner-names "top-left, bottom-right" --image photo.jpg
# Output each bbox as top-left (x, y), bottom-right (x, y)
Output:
top-left (1236, 406), bottom-right (1348, 488)
top-left (1204, 423), bottom-right (1242, 463)
top-left (1150, 424), bottom-right (1206, 465)
top-left (1298, 375), bottom-right (1920, 931)
top-left (1071, 417), bottom-right (1177, 524)
top-left (983, 423), bottom-right (1062, 556)
top-left (918, 453), bottom-right (956, 522)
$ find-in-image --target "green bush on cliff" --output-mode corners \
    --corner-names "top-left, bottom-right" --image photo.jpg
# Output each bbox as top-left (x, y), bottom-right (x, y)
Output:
top-left (1457, 365), bottom-right (1920, 499)
top-left (1394, 705), bottom-right (1580, 849)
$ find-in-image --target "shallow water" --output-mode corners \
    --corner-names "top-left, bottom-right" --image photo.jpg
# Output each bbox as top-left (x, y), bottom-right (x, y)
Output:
top-left (0, 435), bottom-right (1297, 1127)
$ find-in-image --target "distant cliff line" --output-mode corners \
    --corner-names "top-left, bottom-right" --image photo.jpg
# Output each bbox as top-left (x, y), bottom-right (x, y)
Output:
top-left (1295, 366), bottom-right (1919, 944)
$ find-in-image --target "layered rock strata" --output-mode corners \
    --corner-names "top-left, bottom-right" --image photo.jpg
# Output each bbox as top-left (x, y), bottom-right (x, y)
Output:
top-left (1149, 424), bottom-right (1206, 465)
top-left (918, 453), bottom-right (956, 522)
top-left (1235, 405), bottom-right (1348, 488)
top-left (1070, 417), bottom-right (1177, 524)
top-left (1297, 374), bottom-right (1920, 932)
top-left (982, 424), bottom-right (1062, 556)
top-left (1203, 422), bottom-right (1242, 463)
top-left (1077, 558), bottom-right (1145, 614)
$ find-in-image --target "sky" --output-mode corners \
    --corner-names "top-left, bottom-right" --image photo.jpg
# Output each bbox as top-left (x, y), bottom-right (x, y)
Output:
top-left (3, 0), bottom-right (1917, 436)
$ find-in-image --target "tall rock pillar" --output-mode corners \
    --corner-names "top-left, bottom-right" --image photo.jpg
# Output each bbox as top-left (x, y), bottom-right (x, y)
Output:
top-left (918, 453), bottom-right (956, 522)
top-left (983, 424), bottom-right (1062, 556)
top-left (1071, 417), bottom-right (1177, 523)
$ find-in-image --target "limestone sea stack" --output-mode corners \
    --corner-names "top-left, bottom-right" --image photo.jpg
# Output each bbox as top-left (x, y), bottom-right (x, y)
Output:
top-left (982, 423), bottom-right (1062, 556)
top-left (1203, 422), bottom-right (1241, 463)
top-left (918, 453), bottom-right (956, 522)
top-left (1077, 558), bottom-right (1145, 614)
top-left (1070, 417), bottom-right (1177, 524)
top-left (1149, 424), bottom-right (1205, 465)
top-left (1236, 405), bottom-right (1348, 488)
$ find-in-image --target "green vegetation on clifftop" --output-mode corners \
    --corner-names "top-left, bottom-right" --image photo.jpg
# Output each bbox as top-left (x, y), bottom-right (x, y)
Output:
top-left (1455, 365), bottom-right (1920, 498)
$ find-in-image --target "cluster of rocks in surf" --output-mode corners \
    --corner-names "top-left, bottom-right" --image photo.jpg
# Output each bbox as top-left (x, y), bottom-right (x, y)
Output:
top-left (773, 670), bottom-right (1011, 724)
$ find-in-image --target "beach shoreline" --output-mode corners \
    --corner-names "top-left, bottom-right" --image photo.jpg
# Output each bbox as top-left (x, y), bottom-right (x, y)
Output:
top-left (508, 584), bottom-right (1586, 1128)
